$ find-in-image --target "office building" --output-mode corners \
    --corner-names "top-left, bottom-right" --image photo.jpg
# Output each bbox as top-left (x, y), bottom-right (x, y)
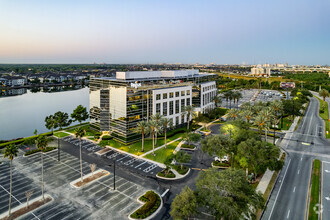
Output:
top-left (89, 69), bottom-right (216, 143)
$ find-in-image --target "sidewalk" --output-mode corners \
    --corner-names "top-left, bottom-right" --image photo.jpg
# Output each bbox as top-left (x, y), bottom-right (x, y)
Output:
top-left (256, 115), bottom-right (298, 194)
top-left (139, 138), bottom-right (181, 157)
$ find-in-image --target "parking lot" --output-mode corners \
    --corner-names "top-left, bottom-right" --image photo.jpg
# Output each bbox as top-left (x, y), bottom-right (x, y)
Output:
top-left (220, 89), bottom-right (284, 109)
top-left (62, 136), bottom-right (163, 176)
top-left (0, 147), bottom-right (154, 219)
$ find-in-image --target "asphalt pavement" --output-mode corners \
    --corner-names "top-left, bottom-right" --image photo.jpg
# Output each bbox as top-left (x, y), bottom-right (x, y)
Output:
top-left (262, 97), bottom-right (330, 220)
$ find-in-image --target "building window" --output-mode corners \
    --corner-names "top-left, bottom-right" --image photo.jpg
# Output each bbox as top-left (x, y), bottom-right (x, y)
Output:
top-left (169, 101), bottom-right (174, 115)
top-left (163, 102), bottom-right (167, 116)
top-left (181, 99), bottom-right (185, 111)
top-left (186, 98), bottom-right (190, 105)
top-left (175, 100), bottom-right (180, 114)
top-left (186, 90), bottom-right (190, 95)
top-left (156, 94), bottom-right (161, 100)
top-left (156, 103), bottom-right (161, 114)
top-left (181, 115), bottom-right (185, 124)
top-left (181, 91), bottom-right (185, 96)
top-left (163, 93), bottom-right (167, 99)
top-left (169, 92), bottom-right (174, 98)
top-left (176, 116), bottom-right (179, 125)
top-left (175, 91), bottom-right (180, 97)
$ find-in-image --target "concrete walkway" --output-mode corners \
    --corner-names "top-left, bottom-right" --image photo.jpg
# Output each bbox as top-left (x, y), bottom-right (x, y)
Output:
top-left (139, 138), bottom-right (181, 157)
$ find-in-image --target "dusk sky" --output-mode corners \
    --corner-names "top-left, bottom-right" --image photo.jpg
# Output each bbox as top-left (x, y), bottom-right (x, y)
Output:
top-left (0, 0), bottom-right (329, 65)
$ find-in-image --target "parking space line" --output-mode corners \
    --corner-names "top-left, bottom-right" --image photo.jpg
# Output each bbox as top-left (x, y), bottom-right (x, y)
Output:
top-left (134, 161), bottom-right (147, 168)
top-left (117, 155), bottom-right (129, 162)
top-left (0, 184), bottom-right (40, 220)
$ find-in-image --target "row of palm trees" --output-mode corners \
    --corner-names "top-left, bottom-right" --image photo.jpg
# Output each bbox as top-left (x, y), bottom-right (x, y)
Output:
top-left (135, 106), bottom-right (195, 154)
top-left (227, 100), bottom-right (283, 142)
top-left (3, 125), bottom-right (86, 217)
top-left (222, 90), bottom-right (243, 109)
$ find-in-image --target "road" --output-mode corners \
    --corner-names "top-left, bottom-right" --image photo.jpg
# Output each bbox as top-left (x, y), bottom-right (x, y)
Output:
top-left (262, 97), bottom-right (330, 220)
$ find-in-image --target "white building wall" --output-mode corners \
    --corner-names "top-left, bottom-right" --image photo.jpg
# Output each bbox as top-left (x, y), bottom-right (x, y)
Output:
top-left (200, 81), bottom-right (217, 113)
top-left (152, 86), bottom-right (192, 126)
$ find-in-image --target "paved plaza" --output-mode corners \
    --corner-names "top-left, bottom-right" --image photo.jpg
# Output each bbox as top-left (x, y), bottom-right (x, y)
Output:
top-left (0, 148), bottom-right (155, 220)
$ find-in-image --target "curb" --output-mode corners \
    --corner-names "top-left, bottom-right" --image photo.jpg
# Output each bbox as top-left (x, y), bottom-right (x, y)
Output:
top-left (156, 168), bottom-right (190, 180)
top-left (70, 169), bottom-right (109, 189)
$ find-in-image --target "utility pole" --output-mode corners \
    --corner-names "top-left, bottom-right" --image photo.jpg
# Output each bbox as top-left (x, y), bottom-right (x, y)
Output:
top-left (113, 155), bottom-right (116, 190)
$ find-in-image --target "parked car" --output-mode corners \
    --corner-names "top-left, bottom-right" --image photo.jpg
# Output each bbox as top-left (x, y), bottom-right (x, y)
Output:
top-left (214, 155), bottom-right (229, 163)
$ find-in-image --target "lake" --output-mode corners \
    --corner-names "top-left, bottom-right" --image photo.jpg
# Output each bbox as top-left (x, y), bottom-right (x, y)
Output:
top-left (0, 87), bottom-right (89, 140)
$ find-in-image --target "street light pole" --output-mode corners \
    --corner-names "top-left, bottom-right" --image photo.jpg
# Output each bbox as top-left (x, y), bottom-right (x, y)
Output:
top-left (57, 137), bottom-right (60, 162)
top-left (113, 155), bottom-right (116, 190)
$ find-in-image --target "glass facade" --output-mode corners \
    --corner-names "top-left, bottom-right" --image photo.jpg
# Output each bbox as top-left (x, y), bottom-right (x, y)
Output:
top-left (89, 73), bottom-right (215, 144)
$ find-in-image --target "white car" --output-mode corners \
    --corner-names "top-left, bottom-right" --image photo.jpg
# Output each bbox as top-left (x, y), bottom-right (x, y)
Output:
top-left (214, 155), bottom-right (229, 163)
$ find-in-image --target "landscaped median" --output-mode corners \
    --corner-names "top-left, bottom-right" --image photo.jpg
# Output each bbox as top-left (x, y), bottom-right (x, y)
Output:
top-left (314, 96), bottom-right (330, 138)
top-left (129, 191), bottom-right (162, 220)
top-left (308, 159), bottom-right (321, 220)
top-left (70, 169), bottom-right (109, 188)
top-left (0, 195), bottom-right (53, 220)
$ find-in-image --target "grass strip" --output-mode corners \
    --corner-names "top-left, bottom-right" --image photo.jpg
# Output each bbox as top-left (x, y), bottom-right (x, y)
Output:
top-left (308, 159), bottom-right (321, 220)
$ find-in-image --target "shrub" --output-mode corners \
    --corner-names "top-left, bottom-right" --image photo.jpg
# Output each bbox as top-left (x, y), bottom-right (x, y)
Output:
top-left (24, 147), bottom-right (56, 156)
top-left (181, 144), bottom-right (195, 149)
top-left (131, 191), bottom-right (161, 219)
top-left (157, 168), bottom-right (175, 178)
top-left (102, 135), bottom-right (112, 140)
top-left (212, 161), bottom-right (230, 167)
top-left (172, 165), bottom-right (189, 175)
top-left (320, 109), bottom-right (325, 114)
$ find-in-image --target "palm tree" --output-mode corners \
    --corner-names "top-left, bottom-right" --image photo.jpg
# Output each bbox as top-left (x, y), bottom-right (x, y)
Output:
top-left (212, 95), bottom-right (222, 108)
top-left (161, 118), bottom-right (173, 148)
top-left (319, 89), bottom-right (329, 110)
top-left (36, 135), bottom-right (48, 200)
top-left (260, 108), bottom-right (274, 142)
top-left (227, 109), bottom-right (240, 120)
top-left (135, 121), bottom-right (148, 152)
top-left (3, 144), bottom-right (18, 217)
top-left (75, 127), bottom-right (86, 182)
top-left (151, 113), bottom-right (163, 145)
top-left (148, 120), bottom-right (158, 156)
top-left (240, 102), bottom-right (253, 111)
top-left (232, 91), bottom-right (242, 109)
top-left (241, 110), bottom-right (253, 124)
top-left (45, 114), bottom-right (56, 134)
top-left (227, 90), bottom-right (234, 109)
top-left (253, 114), bottom-right (265, 137)
top-left (182, 105), bottom-right (194, 130)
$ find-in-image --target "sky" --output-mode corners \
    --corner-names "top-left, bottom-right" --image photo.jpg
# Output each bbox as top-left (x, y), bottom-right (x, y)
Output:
top-left (0, 0), bottom-right (329, 65)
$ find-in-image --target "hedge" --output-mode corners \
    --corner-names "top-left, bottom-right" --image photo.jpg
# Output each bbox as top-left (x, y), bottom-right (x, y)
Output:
top-left (212, 161), bottom-right (230, 167)
top-left (101, 135), bottom-right (112, 140)
top-left (0, 132), bottom-right (53, 149)
top-left (157, 168), bottom-right (175, 178)
top-left (24, 147), bottom-right (57, 156)
top-left (131, 191), bottom-right (161, 219)
top-left (172, 165), bottom-right (189, 175)
top-left (180, 144), bottom-right (195, 149)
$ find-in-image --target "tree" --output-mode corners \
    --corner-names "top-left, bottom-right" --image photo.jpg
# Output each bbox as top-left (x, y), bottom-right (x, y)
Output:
top-left (3, 144), bottom-right (18, 217)
top-left (36, 135), bottom-right (48, 200)
top-left (260, 108), bottom-right (273, 142)
top-left (148, 120), bottom-right (158, 156)
top-left (54, 111), bottom-right (72, 161)
top-left (25, 191), bottom-right (33, 209)
top-left (160, 118), bottom-right (172, 148)
top-left (45, 114), bottom-right (56, 134)
top-left (232, 91), bottom-right (242, 108)
top-left (253, 114), bottom-right (265, 136)
top-left (54, 111), bottom-right (72, 130)
top-left (240, 110), bottom-right (253, 124)
top-left (195, 168), bottom-right (264, 220)
top-left (227, 109), bottom-right (240, 120)
top-left (151, 113), bottom-right (162, 145)
top-left (212, 95), bottom-right (222, 108)
top-left (227, 90), bottom-right (234, 109)
top-left (237, 138), bottom-right (281, 176)
top-left (170, 186), bottom-right (197, 220)
top-left (319, 89), bottom-right (329, 110)
top-left (71, 105), bottom-right (89, 125)
top-left (182, 105), bottom-right (194, 130)
top-left (135, 121), bottom-right (148, 152)
top-left (201, 134), bottom-right (234, 163)
top-left (75, 127), bottom-right (86, 182)
top-left (182, 132), bottom-right (201, 146)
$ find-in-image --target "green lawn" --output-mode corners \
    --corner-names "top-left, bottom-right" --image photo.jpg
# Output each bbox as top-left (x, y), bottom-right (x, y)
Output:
top-left (309, 160), bottom-right (321, 220)
top-left (314, 96), bottom-right (330, 138)
top-left (144, 141), bottom-right (180, 163)
top-left (53, 132), bottom-right (71, 138)
top-left (99, 133), bottom-right (183, 156)
top-left (280, 116), bottom-right (294, 130)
